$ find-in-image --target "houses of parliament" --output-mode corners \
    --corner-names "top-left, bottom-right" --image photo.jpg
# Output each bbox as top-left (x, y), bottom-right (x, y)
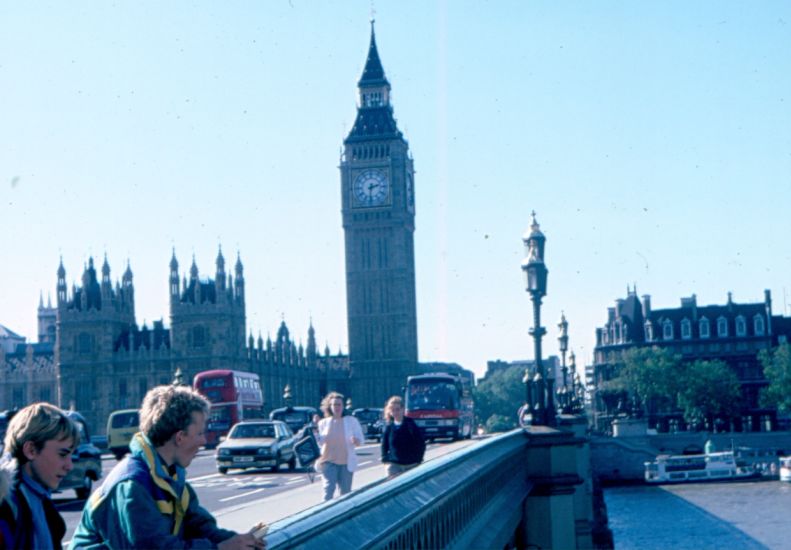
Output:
top-left (0, 22), bottom-right (460, 429)
top-left (0, 251), bottom-right (350, 433)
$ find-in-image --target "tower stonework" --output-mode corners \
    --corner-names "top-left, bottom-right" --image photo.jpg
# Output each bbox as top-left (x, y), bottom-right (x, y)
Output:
top-left (56, 257), bottom-right (138, 430)
top-left (169, 248), bottom-right (247, 382)
top-left (341, 22), bottom-right (419, 408)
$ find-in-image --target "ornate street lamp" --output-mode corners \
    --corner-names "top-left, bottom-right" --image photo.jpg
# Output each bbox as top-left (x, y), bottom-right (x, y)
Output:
top-left (558, 312), bottom-right (569, 412)
top-left (172, 367), bottom-right (185, 387)
top-left (521, 212), bottom-right (555, 426)
top-left (569, 350), bottom-right (583, 413)
top-left (283, 384), bottom-right (293, 408)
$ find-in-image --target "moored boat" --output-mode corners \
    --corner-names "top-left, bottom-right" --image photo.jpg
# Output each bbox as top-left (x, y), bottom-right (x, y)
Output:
top-left (779, 456), bottom-right (791, 482)
top-left (645, 450), bottom-right (758, 484)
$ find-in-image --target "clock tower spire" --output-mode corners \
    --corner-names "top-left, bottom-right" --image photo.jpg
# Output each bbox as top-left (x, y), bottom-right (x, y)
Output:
top-left (341, 21), bottom-right (418, 407)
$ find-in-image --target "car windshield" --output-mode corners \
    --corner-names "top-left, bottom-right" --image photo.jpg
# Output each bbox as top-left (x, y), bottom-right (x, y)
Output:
top-left (111, 412), bottom-right (139, 428)
top-left (231, 424), bottom-right (275, 439)
top-left (355, 411), bottom-right (381, 423)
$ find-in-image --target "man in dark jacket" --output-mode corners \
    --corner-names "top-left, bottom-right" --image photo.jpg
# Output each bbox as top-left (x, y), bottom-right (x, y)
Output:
top-left (380, 396), bottom-right (425, 478)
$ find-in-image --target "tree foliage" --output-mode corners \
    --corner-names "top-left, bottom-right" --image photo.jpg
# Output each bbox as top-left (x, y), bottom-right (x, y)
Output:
top-left (677, 360), bottom-right (741, 428)
top-left (611, 347), bottom-right (683, 414)
top-left (472, 365), bottom-right (525, 432)
top-left (760, 343), bottom-right (791, 413)
top-left (608, 347), bottom-right (741, 429)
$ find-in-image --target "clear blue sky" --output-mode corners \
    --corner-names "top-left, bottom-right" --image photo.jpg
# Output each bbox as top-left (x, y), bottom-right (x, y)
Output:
top-left (1, 1), bottom-right (790, 379)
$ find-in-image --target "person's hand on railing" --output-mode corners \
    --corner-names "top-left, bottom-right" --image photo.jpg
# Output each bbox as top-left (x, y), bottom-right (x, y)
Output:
top-left (217, 532), bottom-right (265, 550)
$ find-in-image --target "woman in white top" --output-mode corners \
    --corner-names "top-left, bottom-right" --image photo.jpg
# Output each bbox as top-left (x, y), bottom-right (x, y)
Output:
top-left (316, 392), bottom-right (364, 501)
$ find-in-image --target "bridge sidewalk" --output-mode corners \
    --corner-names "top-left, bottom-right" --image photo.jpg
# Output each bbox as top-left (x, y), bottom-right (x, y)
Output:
top-left (214, 439), bottom-right (476, 533)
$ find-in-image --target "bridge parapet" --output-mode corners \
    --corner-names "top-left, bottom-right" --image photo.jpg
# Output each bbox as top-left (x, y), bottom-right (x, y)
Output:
top-left (266, 423), bottom-right (600, 549)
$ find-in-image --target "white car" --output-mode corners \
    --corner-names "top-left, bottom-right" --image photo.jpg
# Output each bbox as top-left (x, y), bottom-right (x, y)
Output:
top-left (215, 420), bottom-right (297, 474)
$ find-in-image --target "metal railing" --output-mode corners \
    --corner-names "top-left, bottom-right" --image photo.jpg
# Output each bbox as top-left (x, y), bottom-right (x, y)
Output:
top-left (265, 429), bottom-right (533, 550)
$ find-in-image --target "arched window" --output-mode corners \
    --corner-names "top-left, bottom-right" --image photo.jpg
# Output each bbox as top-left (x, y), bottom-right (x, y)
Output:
top-left (735, 316), bottom-right (747, 337)
top-left (77, 332), bottom-right (93, 355)
top-left (192, 325), bottom-right (206, 348)
top-left (754, 315), bottom-right (765, 336)
top-left (717, 317), bottom-right (729, 338)
top-left (699, 317), bottom-right (710, 338)
top-left (663, 320), bottom-right (674, 340)
top-left (681, 318), bottom-right (692, 340)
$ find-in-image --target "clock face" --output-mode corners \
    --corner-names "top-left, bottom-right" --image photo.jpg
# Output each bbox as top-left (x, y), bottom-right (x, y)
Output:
top-left (353, 169), bottom-right (389, 207)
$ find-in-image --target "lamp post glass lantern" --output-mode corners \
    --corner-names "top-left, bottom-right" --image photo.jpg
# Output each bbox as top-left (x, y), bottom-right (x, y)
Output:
top-left (558, 312), bottom-right (570, 413)
top-left (521, 212), bottom-right (555, 426)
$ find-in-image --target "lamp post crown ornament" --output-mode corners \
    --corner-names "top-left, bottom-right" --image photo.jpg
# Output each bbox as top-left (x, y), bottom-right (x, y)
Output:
top-left (172, 367), bottom-right (184, 386)
top-left (283, 384), bottom-right (293, 407)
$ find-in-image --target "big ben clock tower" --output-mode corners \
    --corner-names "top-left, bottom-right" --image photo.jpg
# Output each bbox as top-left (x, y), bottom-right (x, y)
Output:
top-left (341, 21), bottom-right (418, 407)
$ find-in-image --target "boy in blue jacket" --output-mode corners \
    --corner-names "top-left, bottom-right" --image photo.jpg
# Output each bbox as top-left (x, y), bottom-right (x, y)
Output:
top-left (71, 385), bottom-right (264, 550)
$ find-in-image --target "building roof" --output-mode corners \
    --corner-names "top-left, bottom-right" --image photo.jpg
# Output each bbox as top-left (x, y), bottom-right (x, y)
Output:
top-left (358, 21), bottom-right (389, 87)
top-left (0, 324), bottom-right (24, 340)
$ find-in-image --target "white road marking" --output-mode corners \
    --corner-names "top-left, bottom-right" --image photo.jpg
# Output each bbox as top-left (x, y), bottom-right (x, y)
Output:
top-left (189, 473), bottom-right (222, 482)
top-left (285, 478), bottom-right (303, 485)
top-left (358, 460), bottom-right (373, 466)
top-left (219, 488), bottom-right (266, 503)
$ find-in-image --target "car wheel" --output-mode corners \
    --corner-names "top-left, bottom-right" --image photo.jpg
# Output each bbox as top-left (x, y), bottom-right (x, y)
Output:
top-left (218, 467), bottom-right (228, 475)
top-left (272, 454), bottom-right (281, 473)
top-left (75, 476), bottom-right (93, 500)
top-left (288, 454), bottom-right (297, 471)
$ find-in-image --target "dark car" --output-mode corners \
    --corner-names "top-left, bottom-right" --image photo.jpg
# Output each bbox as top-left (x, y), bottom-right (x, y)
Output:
top-left (61, 411), bottom-right (103, 499)
top-left (269, 406), bottom-right (319, 434)
top-left (352, 407), bottom-right (384, 442)
top-left (215, 420), bottom-right (297, 474)
top-left (0, 409), bottom-right (18, 455)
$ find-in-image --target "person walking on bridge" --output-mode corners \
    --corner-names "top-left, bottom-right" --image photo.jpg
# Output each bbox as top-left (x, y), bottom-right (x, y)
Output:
top-left (316, 392), bottom-right (364, 501)
top-left (380, 396), bottom-right (425, 479)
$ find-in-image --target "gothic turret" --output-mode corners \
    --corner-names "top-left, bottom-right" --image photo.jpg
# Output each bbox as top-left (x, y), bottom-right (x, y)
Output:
top-left (346, 21), bottom-right (401, 142)
top-left (57, 258), bottom-right (67, 304)
top-left (216, 246), bottom-right (226, 292)
top-left (234, 253), bottom-right (245, 302)
top-left (169, 249), bottom-right (180, 303)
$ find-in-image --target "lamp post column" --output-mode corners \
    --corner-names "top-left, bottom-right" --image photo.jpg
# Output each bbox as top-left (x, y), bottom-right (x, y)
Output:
top-left (521, 212), bottom-right (555, 426)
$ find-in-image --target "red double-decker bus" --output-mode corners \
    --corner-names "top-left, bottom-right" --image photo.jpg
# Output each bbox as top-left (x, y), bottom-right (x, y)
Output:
top-left (193, 369), bottom-right (265, 447)
top-left (405, 373), bottom-right (474, 441)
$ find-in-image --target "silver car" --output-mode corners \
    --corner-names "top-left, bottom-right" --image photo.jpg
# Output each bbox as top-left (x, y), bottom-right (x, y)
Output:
top-left (215, 420), bottom-right (297, 474)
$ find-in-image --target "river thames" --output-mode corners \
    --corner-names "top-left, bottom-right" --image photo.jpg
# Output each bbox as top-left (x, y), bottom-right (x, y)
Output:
top-left (604, 480), bottom-right (791, 549)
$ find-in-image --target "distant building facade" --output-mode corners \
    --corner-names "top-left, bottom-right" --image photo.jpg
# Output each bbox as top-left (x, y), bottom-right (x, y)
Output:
top-left (0, 251), bottom-right (349, 433)
top-left (591, 288), bottom-right (791, 433)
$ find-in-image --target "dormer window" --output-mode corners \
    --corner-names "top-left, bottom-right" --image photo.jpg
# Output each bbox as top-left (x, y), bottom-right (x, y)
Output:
top-left (717, 317), bottom-right (728, 338)
top-left (754, 315), bottom-right (765, 336)
top-left (699, 317), bottom-right (710, 339)
top-left (681, 318), bottom-right (692, 340)
top-left (735, 316), bottom-right (747, 337)
top-left (645, 322), bottom-right (653, 342)
top-left (663, 320), bottom-right (674, 340)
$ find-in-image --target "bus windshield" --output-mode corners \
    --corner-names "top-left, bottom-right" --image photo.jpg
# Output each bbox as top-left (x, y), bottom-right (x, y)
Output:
top-left (406, 381), bottom-right (460, 411)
